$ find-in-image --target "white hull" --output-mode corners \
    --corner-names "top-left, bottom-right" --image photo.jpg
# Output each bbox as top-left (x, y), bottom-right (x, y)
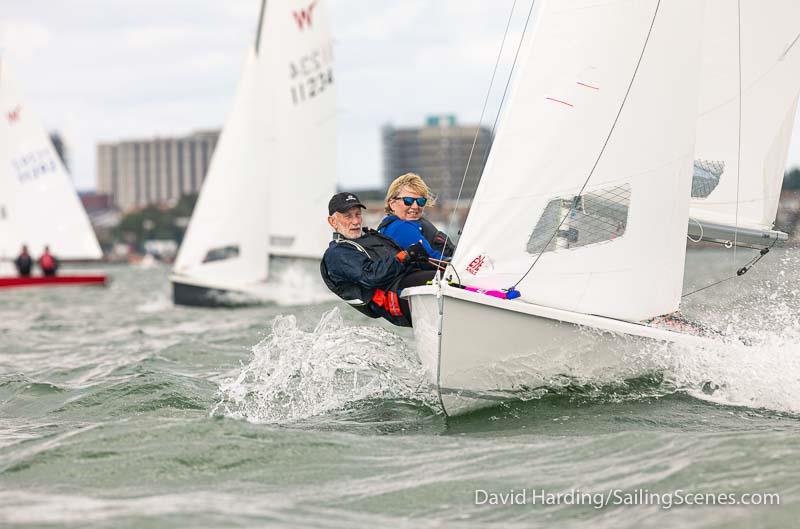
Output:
top-left (404, 283), bottom-right (715, 416)
top-left (171, 255), bottom-right (333, 307)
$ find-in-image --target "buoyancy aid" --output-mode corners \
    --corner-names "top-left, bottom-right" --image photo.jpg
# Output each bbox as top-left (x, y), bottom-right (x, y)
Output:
top-left (40, 253), bottom-right (55, 271)
top-left (377, 216), bottom-right (456, 259)
top-left (320, 229), bottom-right (412, 327)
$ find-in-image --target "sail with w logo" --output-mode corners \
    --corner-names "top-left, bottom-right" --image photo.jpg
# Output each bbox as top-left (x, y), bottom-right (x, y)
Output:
top-left (293, 0), bottom-right (317, 30)
top-left (171, 0), bottom-right (336, 306)
top-left (0, 56), bottom-right (102, 260)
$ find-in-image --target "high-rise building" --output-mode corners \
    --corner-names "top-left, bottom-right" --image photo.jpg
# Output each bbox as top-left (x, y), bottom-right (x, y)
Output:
top-left (97, 130), bottom-right (219, 211)
top-left (382, 115), bottom-right (492, 202)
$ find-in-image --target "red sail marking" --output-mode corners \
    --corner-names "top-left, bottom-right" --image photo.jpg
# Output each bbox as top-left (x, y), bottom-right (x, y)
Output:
top-left (293, 0), bottom-right (318, 30)
top-left (466, 255), bottom-right (486, 275)
top-left (545, 97), bottom-right (574, 107)
top-left (6, 105), bottom-right (21, 123)
top-left (576, 81), bottom-right (599, 90)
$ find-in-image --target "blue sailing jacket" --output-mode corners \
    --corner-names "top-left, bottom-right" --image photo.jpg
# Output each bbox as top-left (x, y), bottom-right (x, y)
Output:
top-left (377, 216), bottom-right (446, 260)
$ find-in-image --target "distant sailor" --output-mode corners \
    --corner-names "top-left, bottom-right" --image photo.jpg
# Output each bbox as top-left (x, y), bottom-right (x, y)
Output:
top-left (38, 245), bottom-right (59, 277)
top-left (377, 173), bottom-right (455, 262)
top-left (14, 245), bottom-right (33, 277)
top-left (320, 192), bottom-right (435, 327)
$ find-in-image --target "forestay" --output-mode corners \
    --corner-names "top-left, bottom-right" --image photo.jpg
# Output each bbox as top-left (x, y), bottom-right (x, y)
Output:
top-left (690, 0), bottom-right (800, 232)
top-left (450, 0), bottom-right (705, 322)
top-left (0, 58), bottom-right (102, 260)
top-left (173, 0), bottom-right (335, 286)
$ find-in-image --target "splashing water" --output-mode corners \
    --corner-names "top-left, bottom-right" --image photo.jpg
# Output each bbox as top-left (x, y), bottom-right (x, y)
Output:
top-left (214, 308), bottom-right (438, 423)
top-left (136, 294), bottom-right (172, 313)
top-left (214, 251), bottom-right (800, 419)
top-left (658, 331), bottom-right (800, 414)
top-left (262, 259), bottom-right (337, 306)
top-left (656, 249), bottom-right (800, 414)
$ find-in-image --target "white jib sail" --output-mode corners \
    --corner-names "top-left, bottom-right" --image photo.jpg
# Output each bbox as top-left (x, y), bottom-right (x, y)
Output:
top-left (450, 0), bottom-right (705, 322)
top-left (0, 57), bottom-right (102, 261)
top-left (173, 0), bottom-right (336, 286)
top-left (690, 0), bottom-right (800, 232)
top-left (172, 50), bottom-right (268, 287)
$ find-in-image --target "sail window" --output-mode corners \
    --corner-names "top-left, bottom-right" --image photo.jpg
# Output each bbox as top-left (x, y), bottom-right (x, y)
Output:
top-left (526, 184), bottom-right (630, 254)
top-left (691, 159), bottom-right (724, 198)
top-left (269, 235), bottom-right (295, 247)
top-left (202, 245), bottom-right (239, 263)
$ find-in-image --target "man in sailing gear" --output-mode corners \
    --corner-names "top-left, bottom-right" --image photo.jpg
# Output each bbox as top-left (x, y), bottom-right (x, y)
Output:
top-left (14, 245), bottom-right (33, 277)
top-left (38, 246), bottom-right (59, 277)
top-left (321, 192), bottom-right (436, 327)
top-left (378, 173), bottom-right (455, 261)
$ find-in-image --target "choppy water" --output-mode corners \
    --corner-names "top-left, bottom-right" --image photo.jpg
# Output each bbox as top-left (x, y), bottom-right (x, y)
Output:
top-left (1, 248), bottom-right (799, 528)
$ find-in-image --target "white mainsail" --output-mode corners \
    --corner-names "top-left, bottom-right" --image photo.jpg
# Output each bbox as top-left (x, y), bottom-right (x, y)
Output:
top-left (449, 0), bottom-right (705, 322)
top-left (0, 57), bottom-right (101, 261)
top-left (689, 0), bottom-right (800, 236)
top-left (172, 0), bottom-right (335, 290)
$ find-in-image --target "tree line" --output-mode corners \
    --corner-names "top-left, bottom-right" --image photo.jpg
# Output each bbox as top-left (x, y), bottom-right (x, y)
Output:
top-left (785, 167), bottom-right (800, 189)
top-left (112, 194), bottom-right (198, 251)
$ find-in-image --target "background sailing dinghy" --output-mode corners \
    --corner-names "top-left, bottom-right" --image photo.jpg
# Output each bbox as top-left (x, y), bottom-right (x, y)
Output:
top-left (404, 0), bottom-right (800, 416)
top-left (0, 57), bottom-right (106, 289)
top-left (170, 0), bottom-right (336, 307)
top-left (687, 0), bottom-right (799, 248)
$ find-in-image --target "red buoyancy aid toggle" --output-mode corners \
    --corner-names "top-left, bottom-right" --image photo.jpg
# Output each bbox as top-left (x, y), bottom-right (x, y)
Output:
top-left (371, 288), bottom-right (404, 317)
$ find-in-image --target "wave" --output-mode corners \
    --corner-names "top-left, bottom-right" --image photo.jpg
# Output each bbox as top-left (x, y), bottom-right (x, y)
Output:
top-left (213, 308), bottom-right (439, 424)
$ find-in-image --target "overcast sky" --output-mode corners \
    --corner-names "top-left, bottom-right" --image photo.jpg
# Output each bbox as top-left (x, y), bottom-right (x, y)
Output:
top-left (2, 0), bottom-right (800, 192)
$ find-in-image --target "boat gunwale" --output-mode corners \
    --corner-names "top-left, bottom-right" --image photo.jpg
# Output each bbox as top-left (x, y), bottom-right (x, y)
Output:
top-left (402, 284), bottom-right (714, 347)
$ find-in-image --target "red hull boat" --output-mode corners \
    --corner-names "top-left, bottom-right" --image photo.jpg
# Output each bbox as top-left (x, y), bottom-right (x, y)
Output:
top-left (0, 275), bottom-right (107, 289)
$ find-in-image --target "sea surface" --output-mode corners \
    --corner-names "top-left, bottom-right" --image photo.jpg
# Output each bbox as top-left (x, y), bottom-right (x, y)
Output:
top-left (1, 247), bottom-right (799, 528)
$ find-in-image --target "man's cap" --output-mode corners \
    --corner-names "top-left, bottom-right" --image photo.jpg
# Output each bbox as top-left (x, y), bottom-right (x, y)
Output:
top-left (328, 192), bottom-right (366, 215)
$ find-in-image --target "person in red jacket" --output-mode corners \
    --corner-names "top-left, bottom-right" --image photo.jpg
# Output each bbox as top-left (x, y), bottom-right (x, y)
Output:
top-left (38, 246), bottom-right (59, 277)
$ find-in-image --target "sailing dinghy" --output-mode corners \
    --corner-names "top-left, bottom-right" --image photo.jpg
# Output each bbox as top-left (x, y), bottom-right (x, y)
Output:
top-left (404, 0), bottom-right (800, 416)
top-left (170, 0), bottom-right (336, 306)
top-left (0, 57), bottom-right (106, 289)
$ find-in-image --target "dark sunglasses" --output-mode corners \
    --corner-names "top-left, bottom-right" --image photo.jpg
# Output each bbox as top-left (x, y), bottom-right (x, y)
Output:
top-left (395, 196), bottom-right (428, 207)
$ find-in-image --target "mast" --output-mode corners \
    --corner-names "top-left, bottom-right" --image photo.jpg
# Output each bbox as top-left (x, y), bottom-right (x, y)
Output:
top-left (254, 0), bottom-right (267, 55)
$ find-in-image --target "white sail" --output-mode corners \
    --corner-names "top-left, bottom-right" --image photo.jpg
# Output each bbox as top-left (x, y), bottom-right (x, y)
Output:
top-left (263, 0), bottom-right (336, 259)
top-left (450, 0), bottom-right (705, 322)
top-left (172, 50), bottom-right (269, 287)
top-left (0, 57), bottom-right (101, 261)
top-left (690, 0), bottom-right (800, 232)
top-left (172, 0), bottom-right (335, 288)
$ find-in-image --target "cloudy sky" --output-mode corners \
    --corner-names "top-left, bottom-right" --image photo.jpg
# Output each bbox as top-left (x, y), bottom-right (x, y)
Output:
top-left (2, 0), bottom-right (800, 192)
